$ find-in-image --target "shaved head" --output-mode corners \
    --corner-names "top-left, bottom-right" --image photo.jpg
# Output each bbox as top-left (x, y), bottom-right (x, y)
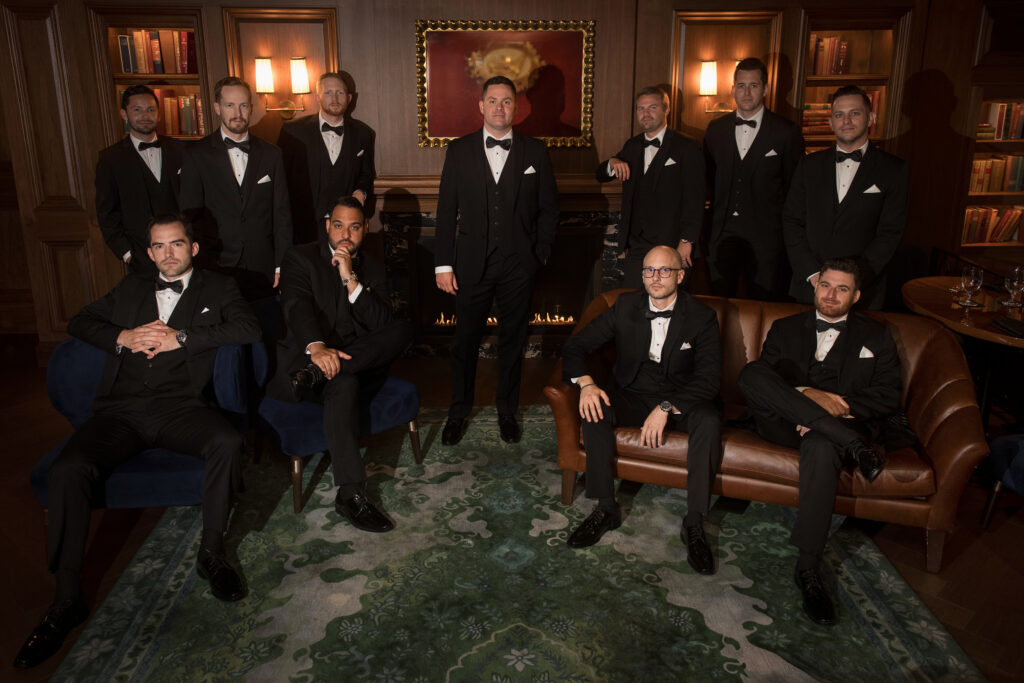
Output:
top-left (643, 245), bottom-right (683, 269)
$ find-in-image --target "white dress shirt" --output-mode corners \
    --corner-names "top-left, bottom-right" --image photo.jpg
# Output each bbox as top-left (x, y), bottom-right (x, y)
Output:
top-left (483, 128), bottom-right (512, 183)
top-left (642, 125), bottom-right (666, 174)
top-left (131, 134), bottom-right (162, 182)
top-left (835, 140), bottom-right (869, 203)
top-left (155, 269), bottom-right (193, 323)
top-left (734, 106), bottom-right (764, 160)
top-left (319, 113), bottom-right (343, 165)
top-left (223, 129), bottom-right (250, 186)
top-left (813, 312), bottom-right (848, 361)
top-left (647, 295), bottom-right (676, 362)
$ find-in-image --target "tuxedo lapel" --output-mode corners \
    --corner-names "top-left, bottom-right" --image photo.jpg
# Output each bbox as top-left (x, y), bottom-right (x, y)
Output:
top-left (633, 297), bottom-right (652, 363)
top-left (509, 131), bottom-right (526, 208)
top-left (239, 137), bottom-right (261, 210)
top-left (839, 143), bottom-right (878, 216)
top-left (120, 138), bottom-right (157, 215)
top-left (211, 135), bottom-right (241, 200)
top-left (745, 112), bottom-right (772, 164)
top-left (838, 314), bottom-right (867, 392)
top-left (470, 129), bottom-right (489, 196)
top-left (662, 296), bottom-right (689, 363)
top-left (645, 131), bottom-right (671, 186)
top-left (799, 312), bottom-right (817, 378)
top-left (167, 269), bottom-right (202, 330)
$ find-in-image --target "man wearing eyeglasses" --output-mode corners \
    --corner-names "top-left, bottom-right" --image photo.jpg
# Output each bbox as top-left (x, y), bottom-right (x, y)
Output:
top-left (560, 246), bottom-right (722, 574)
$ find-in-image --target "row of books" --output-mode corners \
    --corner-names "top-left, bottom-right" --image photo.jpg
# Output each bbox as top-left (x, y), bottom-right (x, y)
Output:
top-left (118, 88), bottom-right (205, 136)
top-left (116, 29), bottom-right (197, 75)
top-left (977, 101), bottom-right (1024, 141)
top-left (962, 206), bottom-right (1024, 244)
top-left (807, 34), bottom-right (849, 76)
top-left (800, 92), bottom-right (879, 136)
top-left (968, 155), bottom-right (1024, 194)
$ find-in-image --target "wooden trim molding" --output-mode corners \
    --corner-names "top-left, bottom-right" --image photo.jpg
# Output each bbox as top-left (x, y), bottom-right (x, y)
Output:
top-left (223, 7), bottom-right (339, 78)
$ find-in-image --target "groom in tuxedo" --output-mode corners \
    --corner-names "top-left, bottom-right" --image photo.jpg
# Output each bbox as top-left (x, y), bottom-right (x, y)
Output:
top-left (14, 215), bottom-right (260, 669)
top-left (435, 75), bottom-right (559, 446)
top-left (703, 58), bottom-right (804, 300)
top-left (560, 246), bottom-right (722, 575)
top-left (738, 258), bottom-right (900, 625)
top-left (783, 85), bottom-right (908, 309)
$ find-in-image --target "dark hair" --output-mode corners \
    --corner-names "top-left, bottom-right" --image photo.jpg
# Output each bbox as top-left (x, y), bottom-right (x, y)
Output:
top-left (148, 213), bottom-right (194, 243)
top-left (830, 85), bottom-right (872, 111)
top-left (819, 257), bottom-right (861, 290)
top-left (635, 85), bottom-right (669, 107)
top-left (327, 196), bottom-right (365, 219)
top-left (214, 76), bottom-right (252, 103)
top-left (481, 75), bottom-right (516, 98)
top-left (734, 58), bottom-right (768, 86)
top-left (317, 72), bottom-right (349, 93)
top-left (120, 85), bottom-right (157, 110)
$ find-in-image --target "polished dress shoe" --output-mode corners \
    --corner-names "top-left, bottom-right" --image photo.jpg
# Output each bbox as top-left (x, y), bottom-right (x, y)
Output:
top-left (567, 505), bottom-right (622, 548)
top-left (845, 439), bottom-right (886, 482)
top-left (794, 567), bottom-right (836, 625)
top-left (498, 414), bottom-right (521, 443)
top-left (196, 549), bottom-right (247, 602)
top-left (13, 597), bottom-right (88, 668)
top-left (336, 491), bottom-right (394, 532)
top-left (441, 418), bottom-right (468, 446)
top-left (682, 524), bottom-right (715, 575)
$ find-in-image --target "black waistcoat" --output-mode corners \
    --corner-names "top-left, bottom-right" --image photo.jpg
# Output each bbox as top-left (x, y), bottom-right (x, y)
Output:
top-left (485, 164), bottom-right (516, 255)
top-left (807, 334), bottom-right (845, 394)
top-left (722, 145), bottom-right (758, 233)
top-left (315, 142), bottom-right (348, 225)
top-left (141, 162), bottom-right (179, 217)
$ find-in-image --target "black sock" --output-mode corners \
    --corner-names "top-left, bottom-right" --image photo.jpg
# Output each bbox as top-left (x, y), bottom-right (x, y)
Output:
top-left (683, 511), bottom-right (704, 529)
top-left (796, 551), bottom-right (820, 572)
top-left (200, 529), bottom-right (225, 557)
top-left (54, 569), bottom-right (81, 603)
top-left (597, 496), bottom-right (618, 511)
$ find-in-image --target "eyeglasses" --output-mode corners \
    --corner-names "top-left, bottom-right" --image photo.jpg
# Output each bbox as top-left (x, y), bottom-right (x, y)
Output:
top-left (641, 266), bottom-right (682, 279)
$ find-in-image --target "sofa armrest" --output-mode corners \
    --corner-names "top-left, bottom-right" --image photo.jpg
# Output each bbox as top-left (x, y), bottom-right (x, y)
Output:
top-left (544, 379), bottom-right (583, 471)
top-left (919, 399), bottom-right (989, 531)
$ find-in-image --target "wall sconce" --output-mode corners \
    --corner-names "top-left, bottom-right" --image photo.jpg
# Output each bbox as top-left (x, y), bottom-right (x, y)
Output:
top-left (254, 56), bottom-right (310, 119)
top-left (699, 60), bottom-right (732, 114)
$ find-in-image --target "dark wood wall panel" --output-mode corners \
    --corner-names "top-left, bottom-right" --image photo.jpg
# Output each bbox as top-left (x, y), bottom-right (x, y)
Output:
top-left (40, 241), bottom-right (90, 330)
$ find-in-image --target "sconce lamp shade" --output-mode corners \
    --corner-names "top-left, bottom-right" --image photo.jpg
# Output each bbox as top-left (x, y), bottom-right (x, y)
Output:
top-left (699, 61), bottom-right (718, 97)
top-left (254, 57), bottom-right (274, 94)
top-left (290, 58), bottom-right (310, 95)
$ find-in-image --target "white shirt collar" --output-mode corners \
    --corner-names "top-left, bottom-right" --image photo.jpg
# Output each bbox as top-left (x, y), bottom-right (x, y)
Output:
top-left (483, 128), bottom-right (513, 143)
top-left (158, 269), bottom-right (193, 292)
top-left (130, 134), bottom-right (158, 151)
top-left (644, 125), bottom-right (667, 144)
top-left (836, 140), bottom-right (869, 158)
top-left (319, 113), bottom-right (344, 130)
top-left (221, 128), bottom-right (250, 144)
top-left (815, 311), bottom-right (848, 325)
top-left (737, 106), bottom-right (765, 125)
top-left (648, 294), bottom-right (677, 313)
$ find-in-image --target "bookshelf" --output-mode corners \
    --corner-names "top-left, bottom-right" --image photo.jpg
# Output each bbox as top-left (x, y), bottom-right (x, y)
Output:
top-left (88, 7), bottom-right (210, 143)
top-left (961, 96), bottom-right (1024, 248)
top-left (798, 10), bottom-right (912, 153)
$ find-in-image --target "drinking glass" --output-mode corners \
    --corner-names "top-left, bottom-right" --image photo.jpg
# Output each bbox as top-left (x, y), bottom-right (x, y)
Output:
top-left (999, 265), bottom-right (1024, 308)
top-left (959, 266), bottom-right (983, 307)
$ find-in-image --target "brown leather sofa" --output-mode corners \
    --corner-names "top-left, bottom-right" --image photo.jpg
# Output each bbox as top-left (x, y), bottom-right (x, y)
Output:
top-left (544, 290), bottom-right (989, 572)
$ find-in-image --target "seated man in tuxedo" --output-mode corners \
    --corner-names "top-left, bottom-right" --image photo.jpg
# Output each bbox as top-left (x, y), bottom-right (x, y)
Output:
top-left (14, 214), bottom-right (261, 670)
top-left (268, 196), bottom-right (412, 532)
top-left (738, 258), bottom-right (899, 626)
top-left (560, 246), bottom-right (722, 575)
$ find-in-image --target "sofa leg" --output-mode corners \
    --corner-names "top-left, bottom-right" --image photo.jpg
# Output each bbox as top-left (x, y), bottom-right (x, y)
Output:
top-left (408, 419), bottom-right (423, 464)
top-left (980, 480), bottom-right (1003, 528)
top-left (561, 470), bottom-right (577, 505)
top-left (926, 529), bottom-right (946, 573)
top-left (292, 457), bottom-right (303, 514)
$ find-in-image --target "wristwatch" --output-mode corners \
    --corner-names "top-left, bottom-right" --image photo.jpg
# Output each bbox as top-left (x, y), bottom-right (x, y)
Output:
top-left (341, 272), bottom-right (359, 286)
top-left (176, 329), bottom-right (188, 347)
top-left (659, 400), bottom-right (672, 413)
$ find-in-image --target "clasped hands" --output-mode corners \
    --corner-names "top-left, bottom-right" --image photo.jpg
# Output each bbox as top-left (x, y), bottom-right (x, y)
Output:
top-left (117, 320), bottom-right (181, 359)
top-left (578, 381), bottom-right (670, 448)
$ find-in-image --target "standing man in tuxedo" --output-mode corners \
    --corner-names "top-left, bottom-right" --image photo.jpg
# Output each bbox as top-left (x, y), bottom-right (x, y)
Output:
top-left (279, 72), bottom-right (376, 244)
top-left (435, 75), bottom-right (559, 446)
top-left (783, 85), bottom-right (908, 309)
top-left (180, 76), bottom-right (293, 299)
top-left (13, 215), bottom-right (260, 669)
top-left (96, 85), bottom-right (184, 275)
top-left (597, 86), bottom-right (704, 289)
top-left (268, 197), bottom-right (411, 531)
top-left (703, 58), bottom-right (804, 300)
top-left (560, 246), bottom-right (722, 575)
top-left (738, 258), bottom-right (899, 625)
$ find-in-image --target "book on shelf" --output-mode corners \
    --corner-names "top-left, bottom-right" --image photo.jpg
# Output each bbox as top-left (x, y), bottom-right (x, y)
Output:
top-left (981, 102), bottom-right (1024, 140)
top-left (969, 155), bottom-right (1024, 193)
top-left (114, 29), bottom-right (196, 75)
top-left (962, 205), bottom-right (1024, 243)
top-left (808, 34), bottom-right (850, 76)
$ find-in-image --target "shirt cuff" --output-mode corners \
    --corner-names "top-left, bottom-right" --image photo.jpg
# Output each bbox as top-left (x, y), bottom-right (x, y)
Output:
top-left (435, 266), bottom-right (453, 274)
top-left (122, 251), bottom-right (131, 263)
top-left (276, 267), bottom-right (281, 274)
top-left (678, 239), bottom-right (691, 244)
top-left (606, 160), bottom-right (614, 176)
top-left (347, 283), bottom-right (363, 303)
top-left (305, 341), bottom-right (324, 355)
top-left (805, 272), bottom-right (817, 282)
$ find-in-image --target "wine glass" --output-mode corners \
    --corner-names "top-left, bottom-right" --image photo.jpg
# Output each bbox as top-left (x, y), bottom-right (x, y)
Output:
top-left (959, 266), bottom-right (983, 308)
top-left (999, 265), bottom-right (1024, 308)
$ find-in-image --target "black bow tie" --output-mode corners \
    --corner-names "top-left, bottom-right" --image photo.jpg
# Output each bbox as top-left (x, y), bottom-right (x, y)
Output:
top-left (836, 149), bottom-right (863, 163)
top-left (642, 137), bottom-right (661, 148)
top-left (815, 319), bottom-right (847, 333)
top-left (486, 136), bottom-right (511, 151)
top-left (155, 278), bottom-right (184, 294)
top-left (223, 137), bottom-right (250, 153)
top-left (138, 140), bottom-right (161, 151)
top-left (321, 122), bottom-right (344, 136)
top-left (645, 308), bottom-right (673, 320)
top-left (735, 117), bottom-right (757, 128)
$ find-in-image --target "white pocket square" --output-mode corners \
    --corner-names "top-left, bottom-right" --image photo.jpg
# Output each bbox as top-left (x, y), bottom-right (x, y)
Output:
top-left (357, 149), bottom-right (365, 157)
top-left (680, 342), bottom-right (692, 350)
top-left (859, 346), bottom-right (874, 358)
top-left (257, 174), bottom-right (271, 184)
top-left (524, 165), bottom-right (536, 174)
top-left (201, 307), bottom-right (211, 314)
top-left (177, 168), bottom-right (182, 174)
top-left (664, 158), bottom-right (677, 166)
top-left (864, 184), bottom-right (881, 193)
top-left (765, 149), bottom-right (778, 157)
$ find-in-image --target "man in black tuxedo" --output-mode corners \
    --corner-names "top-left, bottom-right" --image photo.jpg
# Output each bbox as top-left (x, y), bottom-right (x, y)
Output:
top-left (96, 84), bottom-right (184, 275)
top-left (180, 76), bottom-right (293, 299)
top-left (738, 258), bottom-right (898, 625)
top-left (783, 85), bottom-right (908, 309)
top-left (435, 75), bottom-right (559, 446)
top-left (703, 58), bottom-right (804, 300)
top-left (279, 72), bottom-right (376, 244)
top-left (13, 215), bottom-right (260, 669)
top-left (597, 86), bottom-right (705, 289)
top-left (268, 197), bottom-right (412, 532)
top-left (561, 246), bottom-right (722, 575)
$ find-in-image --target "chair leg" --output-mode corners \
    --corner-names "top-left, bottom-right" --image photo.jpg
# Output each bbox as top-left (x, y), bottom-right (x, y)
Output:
top-left (980, 480), bottom-right (1003, 529)
top-left (408, 419), bottom-right (423, 464)
top-left (561, 469), bottom-right (577, 505)
top-left (925, 529), bottom-right (946, 573)
top-left (292, 456), bottom-right (303, 513)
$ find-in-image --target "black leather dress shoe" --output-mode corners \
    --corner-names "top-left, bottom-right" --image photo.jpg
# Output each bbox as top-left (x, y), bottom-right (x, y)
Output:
top-left (498, 414), bottom-right (521, 443)
top-left (845, 439), bottom-right (886, 482)
top-left (13, 597), bottom-right (88, 668)
top-left (794, 567), bottom-right (836, 625)
top-left (336, 491), bottom-right (395, 533)
top-left (441, 418), bottom-right (467, 446)
top-left (567, 505), bottom-right (622, 548)
top-left (196, 549), bottom-right (247, 602)
top-left (682, 524), bottom-right (715, 575)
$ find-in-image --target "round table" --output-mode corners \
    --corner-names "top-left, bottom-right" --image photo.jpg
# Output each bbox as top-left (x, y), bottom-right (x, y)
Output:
top-left (901, 276), bottom-right (1024, 349)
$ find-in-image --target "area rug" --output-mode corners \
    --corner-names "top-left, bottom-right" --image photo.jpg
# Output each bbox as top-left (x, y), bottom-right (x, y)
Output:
top-left (54, 406), bottom-right (982, 682)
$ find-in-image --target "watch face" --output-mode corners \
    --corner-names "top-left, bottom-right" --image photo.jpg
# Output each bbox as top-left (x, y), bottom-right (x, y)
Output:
top-left (660, 401), bottom-right (671, 412)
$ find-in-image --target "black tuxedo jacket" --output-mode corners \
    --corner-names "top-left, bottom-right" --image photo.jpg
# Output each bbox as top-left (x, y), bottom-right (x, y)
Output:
top-left (703, 109), bottom-right (803, 247)
top-left (179, 132), bottom-right (293, 281)
top-left (269, 243), bottom-right (394, 400)
top-left (435, 129), bottom-right (559, 286)
top-left (782, 143), bottom-right (908, 303)
top-left (752, 310), bottom-right (901, 420)
top-left (596, 128), bottom-right (705, 250)
top-left (95, 135), bottom-right (184, 267)
top-left (67, 268), bottom-right (261, 402)
top-left (561, 290), bottom-right (720, 416)
top-left (279, 115), bottom-right (376, 242)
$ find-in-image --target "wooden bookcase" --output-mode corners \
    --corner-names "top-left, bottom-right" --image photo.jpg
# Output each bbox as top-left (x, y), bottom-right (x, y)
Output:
top-left (88, 6), bottom-right (210, 145)
top-left (798, 9), bottom-right (912, 153)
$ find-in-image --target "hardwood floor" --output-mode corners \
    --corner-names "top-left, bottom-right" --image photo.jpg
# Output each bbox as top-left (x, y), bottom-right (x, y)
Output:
top-left (2, 337), bottom-right (1020, 681)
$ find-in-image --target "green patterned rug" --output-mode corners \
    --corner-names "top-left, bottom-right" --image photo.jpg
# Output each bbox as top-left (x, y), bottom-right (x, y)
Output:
top-left (55, 406), bottom-right (981, 682)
